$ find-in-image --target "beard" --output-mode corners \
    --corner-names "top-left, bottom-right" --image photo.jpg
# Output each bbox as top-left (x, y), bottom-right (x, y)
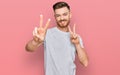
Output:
top-left (57, 19), bottom-right (70, 28)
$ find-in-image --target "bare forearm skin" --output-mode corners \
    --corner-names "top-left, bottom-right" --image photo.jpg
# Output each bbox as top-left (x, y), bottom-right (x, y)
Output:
top-left (25, 39), bottom-right (43, 52)
top-left (75, 44), bottom-right (89, 67)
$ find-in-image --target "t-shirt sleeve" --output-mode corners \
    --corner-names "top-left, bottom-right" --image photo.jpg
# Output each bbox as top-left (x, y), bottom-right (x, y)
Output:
top-left (78, 36), bottom-right (84, 48)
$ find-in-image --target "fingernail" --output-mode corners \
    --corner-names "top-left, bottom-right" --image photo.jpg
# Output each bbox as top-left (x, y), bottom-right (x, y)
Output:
top-left (48, 18), bottom-right (51, 21)
top-left (40, 14), bottom-right (43, 17)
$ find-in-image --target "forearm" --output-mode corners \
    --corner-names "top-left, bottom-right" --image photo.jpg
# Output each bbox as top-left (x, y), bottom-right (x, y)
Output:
top-left (25, 39), bottom-right (43, 52)
top-left (75, 44), bottom-right (89, 67)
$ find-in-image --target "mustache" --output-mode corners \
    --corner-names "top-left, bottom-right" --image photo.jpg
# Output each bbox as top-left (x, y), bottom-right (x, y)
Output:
top-left (59, 19), bottom-right (67, 22)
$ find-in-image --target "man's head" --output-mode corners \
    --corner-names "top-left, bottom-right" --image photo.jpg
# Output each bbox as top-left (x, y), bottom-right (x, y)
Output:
top-left (53, 2), bottom-right (71, 28)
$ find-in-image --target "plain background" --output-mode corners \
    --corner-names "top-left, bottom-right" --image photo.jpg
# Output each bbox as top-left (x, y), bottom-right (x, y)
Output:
top-left (0, 0), bottom-right (120, 75)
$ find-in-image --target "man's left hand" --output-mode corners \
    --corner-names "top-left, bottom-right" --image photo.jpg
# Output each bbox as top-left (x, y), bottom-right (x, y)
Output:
top-left (68, 24), bottom-right (80, 45)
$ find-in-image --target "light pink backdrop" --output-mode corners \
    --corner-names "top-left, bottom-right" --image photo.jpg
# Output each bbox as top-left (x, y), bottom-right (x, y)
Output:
top-left (0, 0), bottom-right (120, 75)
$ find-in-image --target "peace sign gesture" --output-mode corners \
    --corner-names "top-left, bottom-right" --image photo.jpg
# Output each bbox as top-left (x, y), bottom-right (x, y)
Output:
top-left (33, 15), bottom-right (51, 43)
top-left (68, 24), bottom-right (80, 45)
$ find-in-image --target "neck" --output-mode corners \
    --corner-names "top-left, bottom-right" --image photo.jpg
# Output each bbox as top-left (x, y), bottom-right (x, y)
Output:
top-left (57, 26), bottom-right (69, 32)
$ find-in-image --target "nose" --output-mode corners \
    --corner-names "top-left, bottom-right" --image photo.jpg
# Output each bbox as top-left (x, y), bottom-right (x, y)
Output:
top-left (60, 16), bottom-right (64, 20)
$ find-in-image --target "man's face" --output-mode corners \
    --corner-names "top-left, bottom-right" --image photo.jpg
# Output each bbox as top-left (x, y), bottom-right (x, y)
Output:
top-left (54, 7), bottom-right (71, 28)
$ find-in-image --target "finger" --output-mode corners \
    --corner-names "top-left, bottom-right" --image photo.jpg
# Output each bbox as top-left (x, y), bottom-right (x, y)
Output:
top-left (73, 24), bottom-right (76, 34)
top-left (32, 27), bottom-right (35, 36)
top-left (68, 26), bottom-right (72, 34)
top-left (33, 30), bottom-right (35, 36)
top-left (39, 14), bottom-right (43, 28)
top-left (33, 27), bottom-right (39, 37)
top-left (73, 34), bottom-right (77, 39)
top-left (44, 18), bottom-right (51, 30)
top-left (35, 30), bottom-right (40, 38)
top-left (33, 36), bottom-right (38, 41)
top-left (33, 27), bottom-right (37, 36)
top-left (35, 27), bottom-right (38, 34)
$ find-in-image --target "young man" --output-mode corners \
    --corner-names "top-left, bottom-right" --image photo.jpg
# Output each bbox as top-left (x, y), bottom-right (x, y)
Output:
top-left (25, 1), bottom-right (88, 75)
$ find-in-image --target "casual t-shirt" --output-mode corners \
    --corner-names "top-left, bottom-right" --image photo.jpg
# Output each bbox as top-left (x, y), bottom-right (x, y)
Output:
top-left (44, 27), bottom-right (84, 75)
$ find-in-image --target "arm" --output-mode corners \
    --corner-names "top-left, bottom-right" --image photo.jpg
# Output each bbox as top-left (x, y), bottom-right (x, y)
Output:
top-left (75, 44), bottom-right (89, 67)
top-left (25, 38), bottom-right (43, 52)
top-left (25, 15), bottom-right (50, 52)
top-left (68, 24), bottom-right (89, 67)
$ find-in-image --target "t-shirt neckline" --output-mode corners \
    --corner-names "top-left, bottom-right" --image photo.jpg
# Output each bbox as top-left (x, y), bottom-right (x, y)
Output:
top-left (55, 27), bottom-right (70, 35)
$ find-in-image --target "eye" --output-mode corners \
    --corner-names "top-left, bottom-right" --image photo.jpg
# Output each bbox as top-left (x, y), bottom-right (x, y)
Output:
top-left (55, 14), bottom-right (60, 17)
top-left (63, 13), bottom-right (68, 16)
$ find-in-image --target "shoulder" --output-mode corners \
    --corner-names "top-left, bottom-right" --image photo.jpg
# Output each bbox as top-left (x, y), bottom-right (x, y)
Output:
top-left (78, 35), bottom-right (84, 48)
top-left (78, 35), bottom-right (83, 41)
top-left (45, 27), bottom-right (56, 37)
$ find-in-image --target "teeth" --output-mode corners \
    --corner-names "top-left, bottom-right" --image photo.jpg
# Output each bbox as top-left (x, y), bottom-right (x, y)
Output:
top-left (62, 21), bottom-right (64, 23)
top-left (61, 22), bottom-right (64, 24)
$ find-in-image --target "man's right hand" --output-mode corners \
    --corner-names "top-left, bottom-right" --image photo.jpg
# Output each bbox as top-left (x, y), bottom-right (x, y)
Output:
top-left (25, 15), bottom-right (50, 51)
top-left (33, 15), bottom-right (51, 43)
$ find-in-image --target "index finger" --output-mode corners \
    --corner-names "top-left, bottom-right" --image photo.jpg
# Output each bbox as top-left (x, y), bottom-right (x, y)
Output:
top-left (44, 18), bottom-right (51, 30)
top-left (39, 14), bottom-right (43, 28)
top-left (73, 24), bottom-right (76, 33)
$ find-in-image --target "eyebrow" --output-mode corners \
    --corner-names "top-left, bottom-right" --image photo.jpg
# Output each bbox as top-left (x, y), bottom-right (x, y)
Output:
top-left (55, 12), bottom-right (69, 15)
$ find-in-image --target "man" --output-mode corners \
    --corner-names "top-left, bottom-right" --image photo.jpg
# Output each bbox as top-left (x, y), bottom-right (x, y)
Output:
top-left (25, 1), bottom-right (88, 75)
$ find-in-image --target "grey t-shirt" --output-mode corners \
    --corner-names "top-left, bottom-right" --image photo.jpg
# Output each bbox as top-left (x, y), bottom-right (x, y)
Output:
top-left (44, 27), bottom-right (84, 75)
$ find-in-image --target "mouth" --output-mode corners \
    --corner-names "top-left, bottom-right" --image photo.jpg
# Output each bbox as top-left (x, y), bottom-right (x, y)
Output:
top-left (61, 21), bottom-right (66, 23)
top-left (60, 21), bottom-right (66, 25)
top-left (59, 20), bottom-right (67, 23)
